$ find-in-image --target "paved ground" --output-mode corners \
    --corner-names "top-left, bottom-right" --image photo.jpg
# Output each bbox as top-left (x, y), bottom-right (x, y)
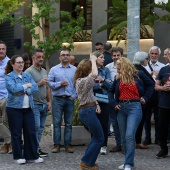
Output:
top-left (0, 115), bottom-right (170, 170)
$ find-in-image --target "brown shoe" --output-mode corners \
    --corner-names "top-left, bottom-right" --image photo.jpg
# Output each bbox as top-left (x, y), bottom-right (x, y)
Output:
top-left (0, 143), bottom-right (9, 154)
top-left (8, 143), bottom-right (12, 154)
top-left (110, 146), bottom-right (122, 152)
top-left (52, 144), bottom-right (60, 153)
top-left (80, 162), bottom-right (99, 170)
top-left (136, 143), bottom-right (149, 149)
top-left (65, 145), bottom-right (74, 153)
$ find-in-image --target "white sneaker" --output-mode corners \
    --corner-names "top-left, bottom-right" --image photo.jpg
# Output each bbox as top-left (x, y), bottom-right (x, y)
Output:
top-left (118, 164), bottom-right (124, 170)
top-left (35, 157), bottom-right (44, 163)
top-left (124, 167), bottom-right (132, 170)
top-left (27, 157), bottom-right (44, 163)
top-left (14, 159), bottom-right (26, 164)
top-left (100, 146), bottom-right (107, 155)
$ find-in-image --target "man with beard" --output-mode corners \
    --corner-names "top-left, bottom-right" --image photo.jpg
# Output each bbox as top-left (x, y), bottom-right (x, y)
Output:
top-left (25, 48), bottom-right (51, 157)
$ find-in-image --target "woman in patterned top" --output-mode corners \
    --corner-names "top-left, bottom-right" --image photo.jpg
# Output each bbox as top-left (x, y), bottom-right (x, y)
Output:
top-left (74, 54), bottom-right (104, 170)
top-left (108, 57), bottom-right (154, 170)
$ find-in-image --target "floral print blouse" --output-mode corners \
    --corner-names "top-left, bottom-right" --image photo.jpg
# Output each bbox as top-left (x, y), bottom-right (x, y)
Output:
top-left (76, 73), bottom-right (96, 106)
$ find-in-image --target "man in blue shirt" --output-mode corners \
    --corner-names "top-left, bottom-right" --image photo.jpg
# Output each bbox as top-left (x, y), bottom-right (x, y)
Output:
top-left (0, 40), bottom-right (12, 154)
top-left (48, 48), bottom-right (77, 153)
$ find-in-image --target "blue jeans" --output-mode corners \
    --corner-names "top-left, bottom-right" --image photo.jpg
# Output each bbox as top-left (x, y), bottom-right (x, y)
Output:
top-left (109, 106), bottom-right (122, 147)
top-left (6, 107), bottom-right (38, 160)
top-left (117, 102), bottom-right (142, 168)
top-left (52, 96), bottom-right (74, 146)
top-left (79, 106), bottom-right (104, 167)
top-left (33, 104), bottom-right (47, 148)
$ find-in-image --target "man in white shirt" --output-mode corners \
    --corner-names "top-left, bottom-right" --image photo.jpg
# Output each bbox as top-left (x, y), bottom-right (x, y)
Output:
top-left (143, 46), bottom-right (165, 146)
top-left (106, 47), bottom-right (123, 152)
top-left (145, 46), bottom-right (165, 80)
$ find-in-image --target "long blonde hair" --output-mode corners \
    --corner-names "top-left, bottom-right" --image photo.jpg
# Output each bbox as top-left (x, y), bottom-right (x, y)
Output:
top-left (116, 57), bottom-right (138, 84)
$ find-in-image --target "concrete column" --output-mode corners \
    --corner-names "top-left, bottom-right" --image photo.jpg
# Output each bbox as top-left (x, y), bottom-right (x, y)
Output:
top-left (49, 2), bottom-right (60, 36)
top-left (154, 7), bottom-right (170, 63)
top-left (127, 0), bottom-right (140, 62)
top-left (14, 0), bottom-right (32, 55)
top-left (92, 0), bottom-right (108, 51)
top-left (49, 2), bottom-right (60, 68)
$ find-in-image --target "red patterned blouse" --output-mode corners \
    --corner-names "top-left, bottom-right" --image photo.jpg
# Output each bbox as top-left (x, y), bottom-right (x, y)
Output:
top-left (119, 81), bottom-right (140, 100)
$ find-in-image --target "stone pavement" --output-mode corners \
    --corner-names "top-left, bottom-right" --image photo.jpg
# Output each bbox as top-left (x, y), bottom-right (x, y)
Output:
top-left (0, 115), bottom-right (170, 170)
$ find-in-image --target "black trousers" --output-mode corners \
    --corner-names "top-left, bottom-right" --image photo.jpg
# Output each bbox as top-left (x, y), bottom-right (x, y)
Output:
top-left (97, 102), bottom-right (109, 147)
top-left (159, 107), bottom-right (170, 151)
top-left (135, 105), bottom-right (147, 144)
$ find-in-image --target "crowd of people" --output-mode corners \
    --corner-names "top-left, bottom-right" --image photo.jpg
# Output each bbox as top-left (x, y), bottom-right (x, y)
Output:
top-left (0, 39), bottom-right (170, 170)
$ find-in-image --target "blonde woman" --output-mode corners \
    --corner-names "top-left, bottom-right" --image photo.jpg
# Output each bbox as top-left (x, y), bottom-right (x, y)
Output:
top-left (74, 54), bottom-right (104, 170)
top-left (108, 57), bottom-right (153, 170)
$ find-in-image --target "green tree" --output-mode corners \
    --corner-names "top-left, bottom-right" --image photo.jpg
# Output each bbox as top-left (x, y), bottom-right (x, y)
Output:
top-left (97, 0), bottom-right (160, 45)
top-left (12, 0), bottom-right (85, 71)
top-left (0, 0), bottom-right (24, 23)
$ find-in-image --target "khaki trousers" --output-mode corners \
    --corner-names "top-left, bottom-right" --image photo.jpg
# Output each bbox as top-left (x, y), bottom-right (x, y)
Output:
top-left (0, 98), bottom-right (11, 144)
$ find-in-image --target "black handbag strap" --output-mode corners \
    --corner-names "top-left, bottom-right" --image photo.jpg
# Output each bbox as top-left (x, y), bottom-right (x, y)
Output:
top-left (148, 61), bottom-right (153, 71)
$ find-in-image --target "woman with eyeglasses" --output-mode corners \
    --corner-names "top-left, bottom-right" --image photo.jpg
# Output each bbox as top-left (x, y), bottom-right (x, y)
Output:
top-left (5, 55), bottom-right (43, 164)
top-left (108, 57), bottom-right (154, 170)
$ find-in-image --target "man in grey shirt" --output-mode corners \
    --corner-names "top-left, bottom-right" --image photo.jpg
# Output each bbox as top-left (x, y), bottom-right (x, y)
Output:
top-left (25, 48), bottom-right (51, 157)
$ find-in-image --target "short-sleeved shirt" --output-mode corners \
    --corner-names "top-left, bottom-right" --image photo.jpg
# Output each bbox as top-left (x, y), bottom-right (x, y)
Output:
top-left (25, 65), bottom-right (47, 104)
top-left (76, 74), bottom-right (96, 106)
top-left (157, 65), bottom-right (170, 108)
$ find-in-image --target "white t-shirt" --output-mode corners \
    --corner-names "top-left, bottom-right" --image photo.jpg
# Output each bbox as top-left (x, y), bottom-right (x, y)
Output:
top-left (105, 62), bottom-right (117, 81)
top-left (18, 75), bottom-right (30, 108)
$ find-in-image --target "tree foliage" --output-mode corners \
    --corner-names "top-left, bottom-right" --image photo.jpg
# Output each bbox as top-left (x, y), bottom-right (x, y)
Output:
top-left (0, 0), bottom-right (24, 23)
top-left (12, 0), bottom-right (85, 63)
top-left (152, 0), bottom-right (170, 22)
top-left (97, 0), bottom-right (161, 45)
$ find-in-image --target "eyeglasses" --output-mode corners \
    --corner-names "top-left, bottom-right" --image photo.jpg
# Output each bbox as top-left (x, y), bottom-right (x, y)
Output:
top-left (60, 54), bottom-right (70, 57)
top-left (15, 61), bottom-right (24, 65)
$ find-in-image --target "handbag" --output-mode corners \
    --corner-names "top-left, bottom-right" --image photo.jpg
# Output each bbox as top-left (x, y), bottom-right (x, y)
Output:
top-left (95, 93), bottom-right (109, 103)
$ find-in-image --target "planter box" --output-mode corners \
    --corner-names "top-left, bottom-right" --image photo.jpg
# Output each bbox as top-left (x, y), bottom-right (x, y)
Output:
top-left (51, 124), bottom-right (91, 146)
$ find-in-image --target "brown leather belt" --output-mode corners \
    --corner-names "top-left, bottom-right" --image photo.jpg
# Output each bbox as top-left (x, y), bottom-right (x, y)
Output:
top-left (80, 102), bottom-right (96, 109)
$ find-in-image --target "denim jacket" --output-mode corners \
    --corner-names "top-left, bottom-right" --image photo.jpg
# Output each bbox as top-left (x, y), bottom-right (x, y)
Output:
top-left (5, 71), bottom-right (38, 109)
top-left (93, 67), bottom-right (112, 95)
top-left (108, 70), bottom-right (154, 108)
